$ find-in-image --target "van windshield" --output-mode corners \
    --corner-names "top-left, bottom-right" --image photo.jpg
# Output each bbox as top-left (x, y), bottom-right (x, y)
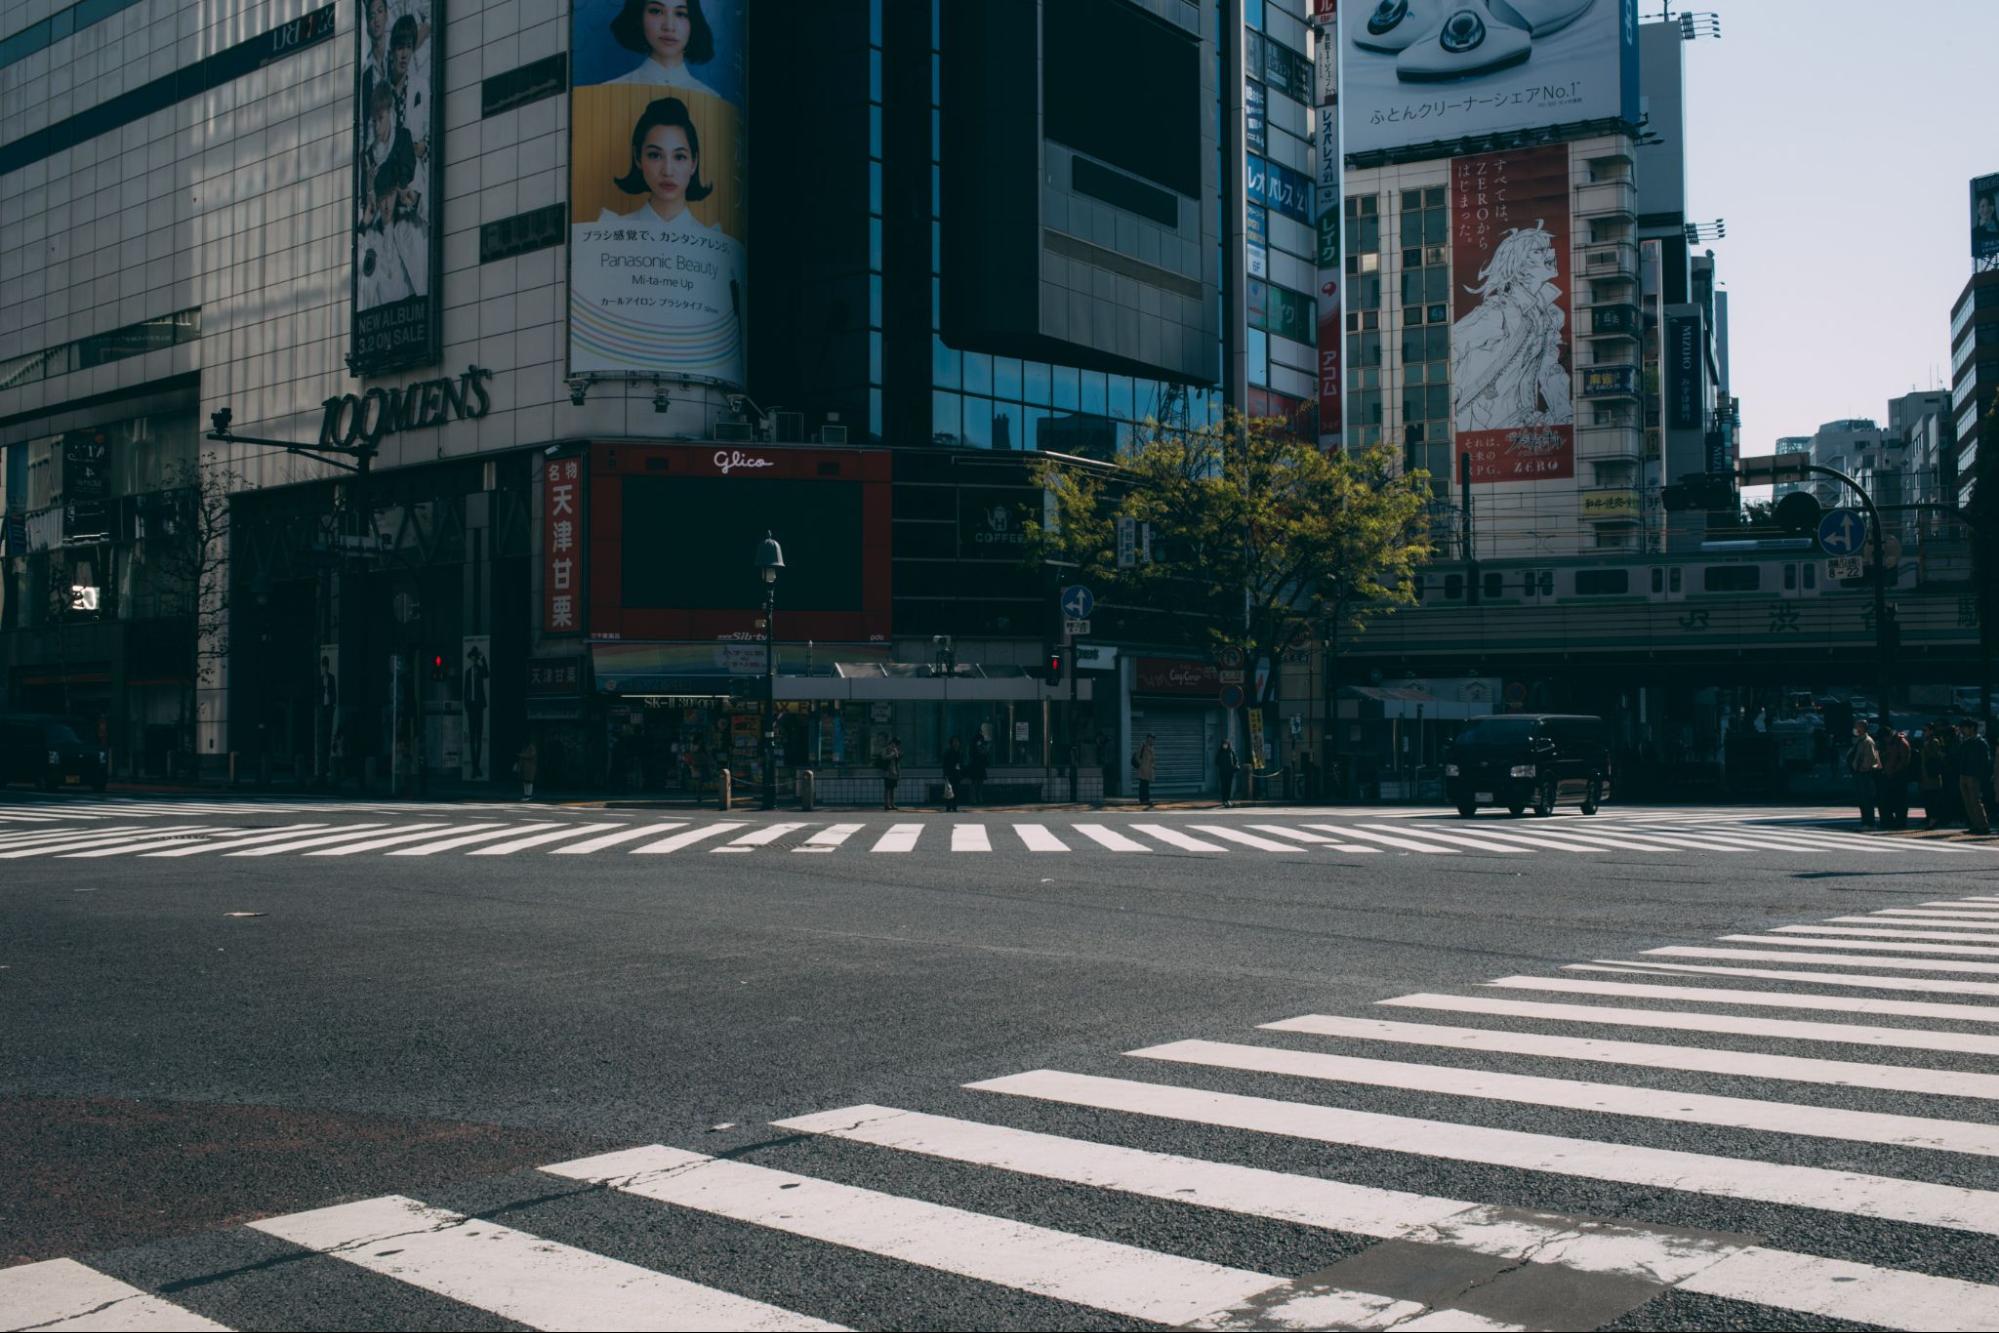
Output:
top-left (1452, 718), bottom-right (1540, 750)
top-left (42, 722), bottom-right (82, 746)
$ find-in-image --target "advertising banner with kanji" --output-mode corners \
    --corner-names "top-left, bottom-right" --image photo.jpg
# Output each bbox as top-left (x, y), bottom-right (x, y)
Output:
top-left (1312, 3), bottom-right (1341, 451)
top-left (1451, 144), bottom-right (1575, 484)
top-left (542, 455), bottom-right (585, 636)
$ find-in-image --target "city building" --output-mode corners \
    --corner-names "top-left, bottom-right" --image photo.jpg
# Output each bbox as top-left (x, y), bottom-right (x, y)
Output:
top-left (1952, 269), bottom-right (1999, 511)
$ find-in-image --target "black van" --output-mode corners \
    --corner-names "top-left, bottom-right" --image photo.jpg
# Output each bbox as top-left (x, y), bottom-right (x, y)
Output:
top-left (1444, 714), bottom-right (1608, 817)
top-left (0, 715), bottom-right (109, 791)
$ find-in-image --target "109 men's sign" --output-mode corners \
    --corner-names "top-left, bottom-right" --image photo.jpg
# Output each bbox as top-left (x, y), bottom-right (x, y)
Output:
top-left (318, 366), bottom-right (493, 449)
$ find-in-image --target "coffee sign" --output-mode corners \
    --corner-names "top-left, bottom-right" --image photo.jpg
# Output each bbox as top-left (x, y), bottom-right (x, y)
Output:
top-left (319, 365), bottom-right (493, 450)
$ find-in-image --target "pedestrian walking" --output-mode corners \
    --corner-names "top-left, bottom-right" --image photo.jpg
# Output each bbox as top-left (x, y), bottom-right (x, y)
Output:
top-left (1847, 719), bottom-right (1880, 828)
top-left (1956, 720), bottom-right (1992, 836)
top-left (1133, 734), bottom-right (1157, 808)
top-left (941, 736), bottom-right (964, 813)
top-left (1877, 724), bottom-right (1912, 830)
top-left (878, 737), bottom-right (903, 810)
top-left (967, 730), bottom-right (991, 806)
top-left (1920, 721), bottom-right (1954, 828)
top-left (514, 739), bottom-right (537, 801)
top-left (1215, 738), bottom-right (1240, 808)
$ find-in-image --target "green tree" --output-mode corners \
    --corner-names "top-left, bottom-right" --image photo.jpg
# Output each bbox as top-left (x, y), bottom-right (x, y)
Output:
top-left (1029, 411), bottom-right (1435, 713)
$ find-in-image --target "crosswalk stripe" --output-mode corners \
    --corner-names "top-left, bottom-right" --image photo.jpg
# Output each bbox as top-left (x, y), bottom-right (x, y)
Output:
top-left (469, 822), bottom-right (626, 855)
top-left (1868, 910), bottom-right (1999, 924)
top-left (541, 1145), bottom-right (1287, 1325)
top-left (971, 1069), bottom-right (1999, 1236)
top-left (950, 824), bottom-right (991, 852)
top-left (0, 822), bottom-right (159, 849)
top-left (1699, 828), bottom-right (1902, 854)
top-left (1829, 914), bottom-right (1999, 932)
top-left (1072, 823), bottom-right (1150, 852)
top-left (1013, 823), bottom-right (1069, 852)
top-left (144, 823), bottom-right (386, 858)
top-left (1188, 825), bottom-right (1310, 852)
top-left (1487, 974), bottom-right (1999, 1024)
top-left (388, 824), bottom-right (564, 857)
top-left (555, 823), bottom-right (682, 855)
top-left (1517, 825), bottom-right (1760, 852)
top-left (1245, 1016), bottom-right (1999, 1104)
top-left (59, 824), bottom-right (330, 858)
top-left (1399, 824), bottom-right (1624, 853)
top-left (1131, 823), bottom-right (1227, 851)
top-left (1354, 823), bottom-right (1534, 854)
top-left (715, 822), bottom-right (809, 852)
top-left (1574, 959), bottom-right (1999, 998)
top-left (1644, 945), bottom-right (1999, 975)
top-left (1308, 825), bottom-right (1460, 854)
top-left (1379, 991), bottom-right (1999, 1056)
top-left (247, 1193), bottom-right (842, 1332)
top-left (795, 823), bottom-right (863, 852)
top-left (1718, 933), bottom-right (1999, 958)
top-left (0, 1257), bottom-right (232, 1331)
top-left (0, 825), bottom-right (210, 858)
top-left (308, 823), bottom-right (511, 857)
top-left (1247, 824), bottom-right (1380, 852)
top-left (632, 822), bottom-right (747, 854)
top-left (870, 823), bottom-right (923, 853)
top-left (225, 823), bottom-right (443, 857)
top-left (1780, 924), bottom-right (1999, 945)
top-left (772, 1100), bottom-right (1999, 1333)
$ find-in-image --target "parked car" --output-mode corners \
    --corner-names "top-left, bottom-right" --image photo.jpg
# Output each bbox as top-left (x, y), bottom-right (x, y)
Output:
top-left (1444, 714), bottom-right (1608, 817)
top-left (0, 714), bottom-right (108, 791)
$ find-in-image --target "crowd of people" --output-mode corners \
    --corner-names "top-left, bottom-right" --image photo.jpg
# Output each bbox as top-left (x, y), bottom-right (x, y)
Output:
top-left (1848, 717), bottom-right (1995, 834)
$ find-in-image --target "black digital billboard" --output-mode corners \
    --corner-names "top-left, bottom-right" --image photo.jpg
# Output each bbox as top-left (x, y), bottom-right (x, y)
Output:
top-left (621, 476), bottom-right (863, 612)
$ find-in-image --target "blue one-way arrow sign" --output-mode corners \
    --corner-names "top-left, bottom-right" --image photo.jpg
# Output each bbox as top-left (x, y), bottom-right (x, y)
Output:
top-left (1060, 585), bottom-right (1095, 620)
top-left (1817, 508), bottom-right (1868, 556)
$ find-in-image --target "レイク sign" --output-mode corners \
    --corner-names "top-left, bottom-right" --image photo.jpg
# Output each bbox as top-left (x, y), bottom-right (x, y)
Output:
top-left (542, 455), bottom-right (585, 636)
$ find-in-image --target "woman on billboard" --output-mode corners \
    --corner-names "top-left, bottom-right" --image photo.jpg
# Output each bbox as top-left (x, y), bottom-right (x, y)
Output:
top-left (606, 0), bottom-right (720, 94)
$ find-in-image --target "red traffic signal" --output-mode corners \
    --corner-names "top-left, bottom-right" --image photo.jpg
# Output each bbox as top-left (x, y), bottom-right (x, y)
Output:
top-left (430, 653), bottom-right (447, 682)
top-left (1046, 648), bottom-right (1065, 681)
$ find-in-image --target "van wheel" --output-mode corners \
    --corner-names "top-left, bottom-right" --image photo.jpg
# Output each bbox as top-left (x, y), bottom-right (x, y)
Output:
top-left (1507, 804), bottom-right (1526, 817)
top-left (1456, 801), bottom-right (1477, 817)
top-left (1534, 779), bottom-right (1557, 817)
top-left (1580, 778), bottom-right (1602, 816)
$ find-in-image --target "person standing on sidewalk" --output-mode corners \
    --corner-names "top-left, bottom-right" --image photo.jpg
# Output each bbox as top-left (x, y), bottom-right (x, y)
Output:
top-left (514, 739), bottom-right (537, 802)
top-left (941, 736), bottom-right (964, 813)
top-left (1215, 738), bottom-right (1240, 808)
top-left (966, 729), bottom-right (990, 806)
top-left (1877, 724), bottom-right (1912, 830)
top-left (878, 737), bottom-right (902, 811)
top-left (1847, 719), bottom-right (1880, 829)
top-left (1133, 734), bottom-right (1157, 809)
top-left (1921, 721), bottom-right (1955, 828)
top-left (1956, 720), bottom-right (1992, 836)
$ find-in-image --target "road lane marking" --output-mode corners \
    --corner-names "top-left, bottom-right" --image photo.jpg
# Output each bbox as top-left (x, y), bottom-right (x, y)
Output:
top-left (1571, 960), bottom-right (1999, 997)
top-left (715, 822), bottom-right (809, 853)
top-left (147, 823), bottom-right (389, 857)
top-left (631, 822), bottom-right (747, 854)
top-left (1247, 825), bottom-right (1381, 852)
top-left (950, 824), bottom-right (991, 853)
top-left (59, 824), bottom-right (330, 858)
top-left (1071, 824), bottom-right (1150, 852)
top-left (1131, 823), bottom-right (1228, 851)
top-left (1304, 826), bottom-right (1464, 854)
top-left (0, 826), bottom-right (209, 858)
top-left (1780, 924), bottom-right (1999, 945)
top-left (469, 823), bottom-right (626, 855)
top-left (541, 1145), bottom-right (1286, 1325)
top-left (1352, 824), bottom-right (1533, 854)
top-left (1255, 1023), bottom-right (1999, 1103)
top-left (970, 1070), bottom-right (1999, 1236)
top-left (1189, 825), bottom-right (1309, 852)
top-left (1718, 933), bottom-right (1999, 958)
top-left (795, 823), bottom-right (863, 852)
top-left (1013, 823), bottom-right (1069, 852)
top-left (1642, 946), bottom-right (1999, 975)
top-left (1488, 973), bottom-right (1999, 1022)
top-left (307, 824), bottom-right (516, 856)
top-left (870, 823), bottom-right (923, 853)
top-left (554, 823), bottom-right (682, 855)
top-left (225, 823), bottom-right (447, 857)
top-left (248, 1194), bottom-right (842, 1332)
top-left (0, 1257), bottom-right (231, 1331)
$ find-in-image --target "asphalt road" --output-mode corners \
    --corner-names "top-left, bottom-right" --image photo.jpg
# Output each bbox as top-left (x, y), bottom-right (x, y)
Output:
top-left (4, 794), bottom-right (1998, 1331)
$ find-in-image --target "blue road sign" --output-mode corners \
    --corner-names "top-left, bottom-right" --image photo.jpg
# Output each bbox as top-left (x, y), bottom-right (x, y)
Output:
top-left (1817, 508), bottom-right (1868, 556)
top-left (1219, 684), bottom-right (1246, 710)
top-left (1060, 585), bottom-right (1095, 620)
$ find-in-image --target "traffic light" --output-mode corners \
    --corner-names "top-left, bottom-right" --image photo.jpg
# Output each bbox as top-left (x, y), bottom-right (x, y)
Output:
top-left (1045, 647), bottom-right (1065, 682)
top-left (430, 652), bottom-right (446, 683)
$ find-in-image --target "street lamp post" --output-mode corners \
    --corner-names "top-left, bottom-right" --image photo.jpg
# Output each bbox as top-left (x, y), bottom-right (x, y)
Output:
top-left (755, 532), bottom-right (785, 811)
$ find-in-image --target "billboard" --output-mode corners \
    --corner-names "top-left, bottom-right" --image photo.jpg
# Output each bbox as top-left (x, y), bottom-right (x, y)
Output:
top-left (569, 0), bottom-right (748, 387)
top-left (1313, 4), bottom-right (1341, 451)
top-left (1345, 0), bottom-right (1638, 156)
top-left (1451, 145), bottom-right (1574, 484)
top-left (1974, 173), bottom-right (1999, 262)
top-left (351, 0), bottom-right (444, 374)
top-left (1666, 312), bottom-right (1702, 431)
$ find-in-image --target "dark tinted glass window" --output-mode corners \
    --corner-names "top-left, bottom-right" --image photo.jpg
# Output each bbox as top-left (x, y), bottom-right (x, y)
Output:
top-left (1704, 565), bottom-right (1760, 592)
top-left (1574, 570), bottom-right (1628, 595)
top-left (1454, 718), bottom-right (1540, 749)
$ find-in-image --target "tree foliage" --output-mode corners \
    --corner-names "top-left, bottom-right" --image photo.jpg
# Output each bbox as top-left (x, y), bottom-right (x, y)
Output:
top-left (1029, 411), bottom-right (1435, 703)
top-left (151, 452), bottom-right (242, 756)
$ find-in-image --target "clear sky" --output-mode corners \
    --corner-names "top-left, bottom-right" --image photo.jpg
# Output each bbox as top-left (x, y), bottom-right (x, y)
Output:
top-left (1680, 0), bottom-right (1998, 461)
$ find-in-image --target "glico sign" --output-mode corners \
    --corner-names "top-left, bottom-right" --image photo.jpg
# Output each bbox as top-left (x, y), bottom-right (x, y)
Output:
top-left (319, 365), bottom-right (493, 449)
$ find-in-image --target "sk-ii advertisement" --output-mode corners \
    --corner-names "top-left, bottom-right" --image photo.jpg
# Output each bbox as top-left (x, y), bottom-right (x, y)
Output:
top-left (1345, 0), bottom-right (1638, 155)
top-left (569, 0), bottom-right (748, 387)
top-left (351, 0), bottom-right (444, 374)
top-left (1451, 144), bottom-right (1575, 483)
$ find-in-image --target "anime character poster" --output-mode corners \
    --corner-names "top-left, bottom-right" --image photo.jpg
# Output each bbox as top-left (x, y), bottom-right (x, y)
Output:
top-left (1450, 144), bottom-right (1574, 484)
top-left (569, 0), bottom-right (748, 387)
top-left (351, 0), bottom-right (442, 373)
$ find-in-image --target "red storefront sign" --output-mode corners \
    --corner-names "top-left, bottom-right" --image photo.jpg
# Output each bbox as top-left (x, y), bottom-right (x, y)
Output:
top-left (1134, 658), bottom-right (1220, 697)
top-left (541, 454), bottom-right (584, 636)
top-left (1451, 144), bottom-right (1575, 484)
